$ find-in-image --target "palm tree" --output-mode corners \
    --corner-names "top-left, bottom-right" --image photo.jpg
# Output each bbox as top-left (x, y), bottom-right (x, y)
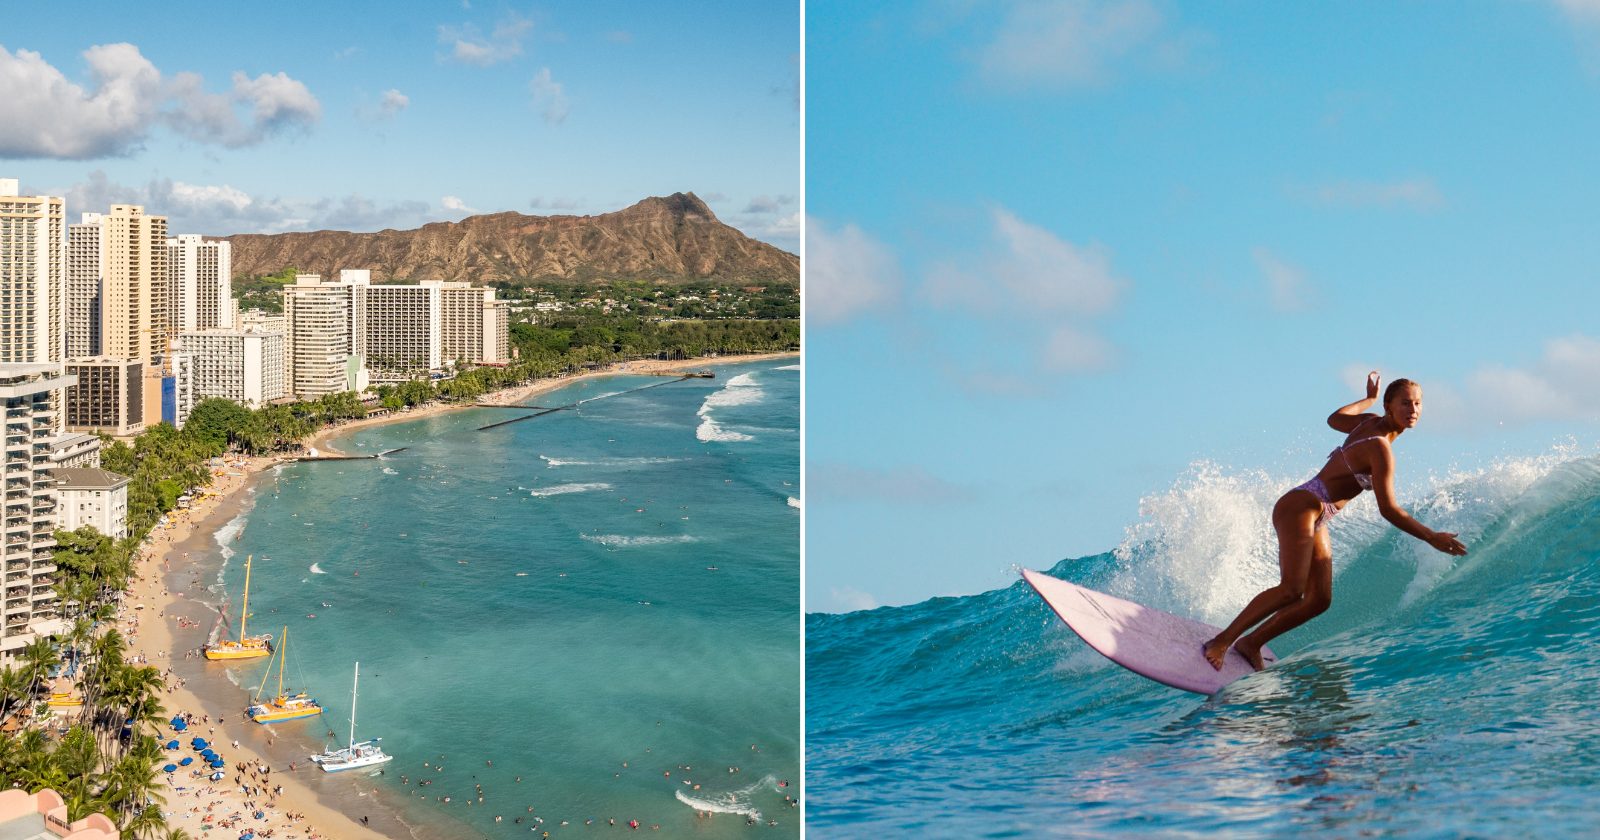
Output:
top-left (0, 665), bottom-right (27, 722)
top-left (121, 802), bottom-right (167, 840)
top-left (18, 637), bottom-right (59, 707)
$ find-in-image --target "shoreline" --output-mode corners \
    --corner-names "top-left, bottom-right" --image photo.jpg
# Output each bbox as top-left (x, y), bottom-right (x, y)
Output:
top-left (121, 350), bottom-right (797, 838)
top-left (308, 351), bottom-right (797, 457)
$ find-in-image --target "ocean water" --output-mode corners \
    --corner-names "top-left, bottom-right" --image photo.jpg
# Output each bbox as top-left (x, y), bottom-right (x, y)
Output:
top-left (203, 360), bottom-right (799, 837)
top-left (807, 449), bottom-right (1600, 837)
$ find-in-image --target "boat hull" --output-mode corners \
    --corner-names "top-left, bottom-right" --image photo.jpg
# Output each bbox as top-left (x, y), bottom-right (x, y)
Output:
top-left (204, 639), bottom-right (274, 660)
top-left (311, 741), bottom-right (392, 772)
top-left (248, 704), bottom-right (321, 724)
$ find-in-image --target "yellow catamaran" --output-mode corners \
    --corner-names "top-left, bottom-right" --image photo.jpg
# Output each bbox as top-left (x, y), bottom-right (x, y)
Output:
top-left (246, 627), bottom-right (321, 724)
top-left (203, 555), bottom-right (274, 661)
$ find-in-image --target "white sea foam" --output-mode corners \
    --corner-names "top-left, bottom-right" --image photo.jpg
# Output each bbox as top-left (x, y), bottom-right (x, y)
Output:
top-left (787, 496), bottom-right (801, 509)
top-left (581, 534), bottom-right (699, 547)
top-left (382, 467), bottom-right (399, 476)
top-left (1106, 444), bottom-right (1600, 623)
top-left (774, 364), bottom-right (800, 371)
top-left (530, 482), bottom-right (613, 497)
top-left (214, 512), bottom-right (248, 556)
top-left (540, 455), bottom-right (685, 468)
top-left (696, 417), bottom-right (753, 442)
top-left (309, 563), bottom-right (326, 575)
top-left (673, 774), bottom-right (778, 820)
top-left (694, 373), bottom-right (762, 443)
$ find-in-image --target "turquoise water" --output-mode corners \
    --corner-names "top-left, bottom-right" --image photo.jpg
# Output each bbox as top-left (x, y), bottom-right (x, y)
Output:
top-left (808, 451), bottom-right (1600, 837)
top-left (210, 360), bottom-right (799, 837)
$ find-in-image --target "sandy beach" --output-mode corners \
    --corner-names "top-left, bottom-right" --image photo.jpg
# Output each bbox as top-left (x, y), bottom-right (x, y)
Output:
top-left (116, 351), bottom-right (796, 838)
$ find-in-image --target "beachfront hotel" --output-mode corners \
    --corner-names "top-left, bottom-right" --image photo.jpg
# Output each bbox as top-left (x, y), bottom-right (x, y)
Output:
top-left (364, 281), bottom-right (442, 381)
top-left (284, 271), bottom-right (370, 399)
top-left (0, 180), bottom-right (65, 366)
top-left (166, 234), bottom-right (234, 333)
top-left (436, 281), bottom-right (511, 365)
top-left (0, 363), bottom-right (75, 658)
top-left (63, 358), bottom-right (144, 437)
top-left (65, 213), bottom-right (103, 359)
top-left (47, 468), bottom-right (129, 541)
top-left (179, 327), bottom-right (286, 408)
top-left (93, 204), bottom-right (170, 427)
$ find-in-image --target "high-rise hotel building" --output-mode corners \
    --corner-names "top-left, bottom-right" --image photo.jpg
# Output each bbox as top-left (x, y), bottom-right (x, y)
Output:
top-left (0, 180), bottom-right (65, 365)
top-left (364, 282), bottom-right (442, 381)
top-left (63, 358), bottom-right (143, 436)
top-left (284, 271), bottom-right (369, 400)
top-left (66, 213), bottom-right (104, 358)
top-left (94, 205), bottom-right (169, 425)
top-left (435, 282), bottom-right (510, 366)
top-left (166, 235), bottom-right (233, 333)
top-left (0, 364), bottom-right (75, 656)
top-left (180, 328), bottom-right (285, 408)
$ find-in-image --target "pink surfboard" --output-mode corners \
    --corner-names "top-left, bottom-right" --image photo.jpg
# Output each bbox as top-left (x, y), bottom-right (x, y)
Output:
top-left (1022, 568), bottom-right (1276, 695)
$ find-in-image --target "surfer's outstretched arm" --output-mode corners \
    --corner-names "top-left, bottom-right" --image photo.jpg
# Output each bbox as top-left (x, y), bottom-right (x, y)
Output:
top-left (1328, 371), bottom-right (1381, 433)
top-left (1369, 443), bottom-right (1467, 556)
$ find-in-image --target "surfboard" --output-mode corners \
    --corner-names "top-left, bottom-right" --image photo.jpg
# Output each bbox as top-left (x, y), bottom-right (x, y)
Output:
top-left (1021, 568), bottom-right (1276, 695)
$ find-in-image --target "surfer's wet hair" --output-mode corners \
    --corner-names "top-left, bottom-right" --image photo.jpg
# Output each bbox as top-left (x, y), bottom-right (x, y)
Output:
top-left (1383, 378), bottom-right (1419, 410)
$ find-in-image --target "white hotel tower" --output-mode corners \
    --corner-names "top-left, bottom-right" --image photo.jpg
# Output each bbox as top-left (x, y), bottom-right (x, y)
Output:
top-left (0, 179), bottom-right (65, 365)
top-left (166, 234), bottom-right (234, 333)
top-left (0, 364), bottom-right (74, 656)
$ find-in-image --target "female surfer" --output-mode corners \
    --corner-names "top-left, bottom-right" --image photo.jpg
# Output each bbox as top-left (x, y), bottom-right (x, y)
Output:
top-left (1201, 372), bottom-right (1467, 671)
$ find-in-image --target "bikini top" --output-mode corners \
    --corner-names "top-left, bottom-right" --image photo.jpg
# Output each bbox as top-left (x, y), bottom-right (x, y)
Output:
top-left (1331, 436), bottom-right (1383, 491)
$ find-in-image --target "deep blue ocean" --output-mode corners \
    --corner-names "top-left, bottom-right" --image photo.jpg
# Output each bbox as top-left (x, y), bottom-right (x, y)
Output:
top-left (202, 359), bottom-right (798, 837)
top-left (807, 451), bottom-right (1600, 837)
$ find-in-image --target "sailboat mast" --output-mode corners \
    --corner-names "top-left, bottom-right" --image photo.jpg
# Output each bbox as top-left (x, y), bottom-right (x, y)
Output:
top-left (349, 662), bottom-right (359, 750)
top-left (277, 628), bottom-right (287, 697)
top-left (239, 555), bottom-right (253, 641)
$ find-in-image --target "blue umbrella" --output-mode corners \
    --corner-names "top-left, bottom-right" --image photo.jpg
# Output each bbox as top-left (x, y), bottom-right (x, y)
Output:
top-left (172, 720), bottom-right (187, 731)
top-left (179, 757), bottom-right (194, 766)
top-left (166, 740), bottom-right (179, 750)
top-left (192, 738), bottom-right (208, 749)
top-left (163, 764), bottom-right (177, 773)
top-left (201, 751), bottom-right (216, 760)
top-left (209, 760), bottom-right (225, 769)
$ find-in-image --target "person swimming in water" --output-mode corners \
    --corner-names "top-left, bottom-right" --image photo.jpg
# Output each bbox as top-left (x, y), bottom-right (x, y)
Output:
top-left (1201, 373), bottom-right (1468, 671)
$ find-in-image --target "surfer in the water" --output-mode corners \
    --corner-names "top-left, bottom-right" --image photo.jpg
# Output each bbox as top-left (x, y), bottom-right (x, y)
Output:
top-left (1202, 372), bottom-right (1468, 671)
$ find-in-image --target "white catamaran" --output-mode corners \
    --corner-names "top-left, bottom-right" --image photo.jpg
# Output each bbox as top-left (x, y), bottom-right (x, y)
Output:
top-left (309, 661), bottom-right (392, 772)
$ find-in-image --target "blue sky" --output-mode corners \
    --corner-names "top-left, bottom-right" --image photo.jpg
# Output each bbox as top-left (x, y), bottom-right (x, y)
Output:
top-left (806, 0), bottom-right (1600, 612)
top-left (1, 0), bottom-right (799, 250)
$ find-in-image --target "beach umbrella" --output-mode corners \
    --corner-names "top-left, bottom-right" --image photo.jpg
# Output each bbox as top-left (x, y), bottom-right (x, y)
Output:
top-left (192, 737), bottom-right (208, 748)
top-left (180, 757), bottom-right (194, 766)
top-left (201, 749), bottom-right (217, 759)
top-left (166, 740), bottom-right (179, 749)
top-left (209, 759), bottom-right (225, 769)
top-left (173, 719), bottom-right (187, 731)
top-left (163, 764), bottom-right (177, 773)
top-left (210, 772), bottom-right (225, 781)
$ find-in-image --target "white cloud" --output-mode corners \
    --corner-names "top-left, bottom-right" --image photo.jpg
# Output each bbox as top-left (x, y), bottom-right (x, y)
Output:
top-left (975, 0), bottom-right (1166, 89)
top-left (441, 14), bottom-right (533, 66)
top-left (1251, 247), bottom-right (1313, 312)
top-left (0, 43), bottom-right (162, 159)
top-left (440, 195), bottom-right (480, 217)
top-left (1043, 325), bottom-right (1115, 372)
top-left (379, 89), bottom-right (409, 117)
top-left (826, 587), bottom-right (881, 614)
top-left (1304, 177), bottom-right (1444, 210)
top-left (744, 195), bottom-right (795, 214)
top-left (0, 43), bottom-right (319, 159)
top-left (805, 217), bottom-right (903, 326)
top-left (926, 207), bottom-right (1122, 316)
top-left (58, 171), bottom-right (448, 235)
top-left (1553, 0), bottom-right (1600, 23)
top-left (530, 67), bottom-right (569, 124)
top-left (1419, 335), bottom-right (1600, 433)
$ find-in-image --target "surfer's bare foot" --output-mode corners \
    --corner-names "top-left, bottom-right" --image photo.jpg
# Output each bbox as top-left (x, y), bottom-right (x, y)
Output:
top-left (1234, 638), bottom-right (1267, 671)
top-left (1200, 637), bottom-right (1229, 671)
